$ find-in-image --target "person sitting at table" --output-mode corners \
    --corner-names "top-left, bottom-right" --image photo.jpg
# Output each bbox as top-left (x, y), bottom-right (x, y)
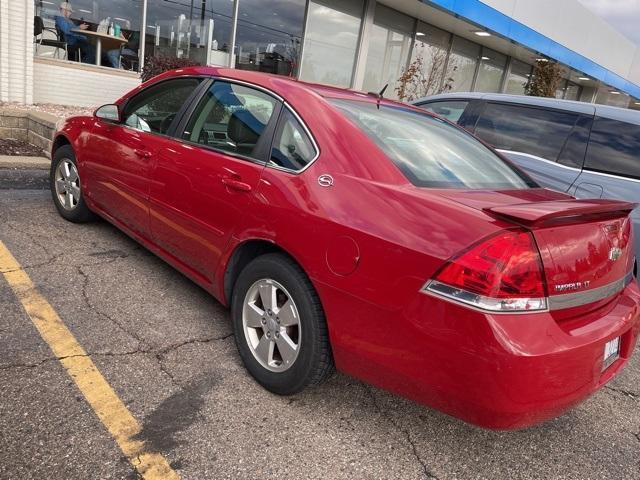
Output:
top-left (107, 31), bottom-right (139, 69)
top-left (55, 2), bottom-right (96, 64)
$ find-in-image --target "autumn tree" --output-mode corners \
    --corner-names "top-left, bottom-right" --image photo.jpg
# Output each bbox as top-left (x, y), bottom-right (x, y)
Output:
top-left (525, 59), bottom-right (563, 97)
top-left (396, 45), bottom-right (450, 101)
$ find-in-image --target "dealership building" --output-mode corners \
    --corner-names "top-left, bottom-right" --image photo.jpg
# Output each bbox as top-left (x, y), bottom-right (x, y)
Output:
top-left (2, 0), bottom-right (640, 109)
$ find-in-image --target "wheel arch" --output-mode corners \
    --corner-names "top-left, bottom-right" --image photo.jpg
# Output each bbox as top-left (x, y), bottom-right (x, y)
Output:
top-left (51, 134), bottom-right (72, 158)
top-left (223, 239), bottom-right (311, 306)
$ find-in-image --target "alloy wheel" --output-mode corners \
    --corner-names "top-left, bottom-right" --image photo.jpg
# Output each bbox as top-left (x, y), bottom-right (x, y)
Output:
top-left (54, 159), bottom-right (81, 211)
top-left (242, 278), bottom-right (301, 373)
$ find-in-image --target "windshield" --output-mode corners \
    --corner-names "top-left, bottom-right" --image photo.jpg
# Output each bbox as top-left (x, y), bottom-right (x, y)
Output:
top-left (330, 99), bottom-right (535, 189)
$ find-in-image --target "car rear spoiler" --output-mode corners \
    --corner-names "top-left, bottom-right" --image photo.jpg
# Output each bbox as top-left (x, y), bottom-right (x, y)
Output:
top-left (484, 199), bottom-right (638, 227)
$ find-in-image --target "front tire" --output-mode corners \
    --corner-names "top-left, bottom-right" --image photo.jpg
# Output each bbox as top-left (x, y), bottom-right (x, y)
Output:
top-left (231, 253), bottom-right (334, 395)
top-left (50, 145), bottom-right (95, 223)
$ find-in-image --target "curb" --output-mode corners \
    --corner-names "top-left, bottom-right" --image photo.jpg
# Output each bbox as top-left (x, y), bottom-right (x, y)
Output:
top-left (0, 155), bottom-right (50, 170)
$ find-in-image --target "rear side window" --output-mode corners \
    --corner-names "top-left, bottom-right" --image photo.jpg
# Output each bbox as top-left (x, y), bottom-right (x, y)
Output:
top-left (330, 99), bottom-right (534, 190)
top-left (585, 117), bottom-right (640, 179)
top-left (474, 103), bottom-right (579, 161)
top-left (182, 81), bottom-right (278, 160)
top-left (270, 109), bottom-right (317, 171)
top-left (418, 101), bottom-right (468, 123)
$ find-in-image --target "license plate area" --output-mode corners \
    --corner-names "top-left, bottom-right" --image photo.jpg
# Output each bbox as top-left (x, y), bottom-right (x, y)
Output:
top-left (602, 337), bottom-right (621, 371)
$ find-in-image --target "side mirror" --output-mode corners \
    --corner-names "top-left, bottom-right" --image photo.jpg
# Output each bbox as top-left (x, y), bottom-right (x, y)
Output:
top-left (94, 104), bottom-right (121, 123)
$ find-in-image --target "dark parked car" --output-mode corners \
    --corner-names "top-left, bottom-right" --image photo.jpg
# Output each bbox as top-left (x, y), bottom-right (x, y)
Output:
top-left (413, 93), bottom-right (640, 277)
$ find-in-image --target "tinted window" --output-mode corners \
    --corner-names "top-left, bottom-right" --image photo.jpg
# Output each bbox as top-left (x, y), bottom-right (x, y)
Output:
top-left (123, 78), bottom-right (201, 134)
top-left (331, 99), bottom-right (534, 189)
top-left (182, 81), bottom-right (278, 160)
top-left (585, 117), bottom-right (640, 179)
top-left (474, 103), bottom-right (579, 161)
top-left (418, 101), bottom-right (468, 123)
top-left (557, 116), bottom-right (591, 169)
top-left (270, 109), bottom-right (317, 171)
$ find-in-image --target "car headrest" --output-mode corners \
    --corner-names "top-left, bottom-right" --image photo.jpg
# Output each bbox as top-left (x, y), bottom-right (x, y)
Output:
top-left (227, 110), bottom-right (264, 145)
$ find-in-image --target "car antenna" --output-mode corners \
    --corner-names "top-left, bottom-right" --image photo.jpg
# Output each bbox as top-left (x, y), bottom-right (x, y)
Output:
top-left (367, 84), bottom-right (388, 109)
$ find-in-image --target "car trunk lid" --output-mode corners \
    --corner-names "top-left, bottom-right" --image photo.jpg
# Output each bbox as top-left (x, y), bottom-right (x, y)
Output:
top-left (441, 189), bottom-right (636, 309)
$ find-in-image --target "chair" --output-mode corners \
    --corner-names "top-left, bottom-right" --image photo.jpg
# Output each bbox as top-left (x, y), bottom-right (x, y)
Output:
top-left (55, 24), bottom-right (82, 62)
top-left (34, 16), bottom-right (67, 59)
top-left (118, 48), bottom-right (139, 71)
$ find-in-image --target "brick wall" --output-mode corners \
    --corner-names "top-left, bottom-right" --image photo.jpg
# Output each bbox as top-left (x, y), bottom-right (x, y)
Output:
top-left (0, 0), bottom-right (34, 103)
top-left (33, 59), bottom-right (141, 107)
top-left (0, 108), bottom-right (57, 154)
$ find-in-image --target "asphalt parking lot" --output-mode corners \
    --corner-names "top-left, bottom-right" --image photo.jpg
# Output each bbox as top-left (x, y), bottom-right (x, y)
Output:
top-left (1, 168), bottom-right (639, 480)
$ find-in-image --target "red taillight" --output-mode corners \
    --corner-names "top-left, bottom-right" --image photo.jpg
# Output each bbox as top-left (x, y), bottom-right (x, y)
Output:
top-left (424, 230), bottom-right (548, 312)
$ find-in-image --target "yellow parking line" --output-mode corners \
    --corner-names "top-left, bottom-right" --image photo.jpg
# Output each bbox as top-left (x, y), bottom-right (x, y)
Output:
top-left (0, 240), bottom-right (180, 480)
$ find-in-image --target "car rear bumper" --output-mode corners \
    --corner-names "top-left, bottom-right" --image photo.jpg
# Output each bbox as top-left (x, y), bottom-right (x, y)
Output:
top-left (323, 280), bottom-right (640, 430)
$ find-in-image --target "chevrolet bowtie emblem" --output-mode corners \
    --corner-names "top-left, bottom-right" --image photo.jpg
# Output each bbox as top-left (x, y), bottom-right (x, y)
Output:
top-left (609, 247), bottom-right (623, 261)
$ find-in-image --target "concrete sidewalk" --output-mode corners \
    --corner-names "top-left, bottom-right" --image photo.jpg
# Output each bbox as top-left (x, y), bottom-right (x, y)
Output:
top-left (0, 155), bottom-right (50, 170)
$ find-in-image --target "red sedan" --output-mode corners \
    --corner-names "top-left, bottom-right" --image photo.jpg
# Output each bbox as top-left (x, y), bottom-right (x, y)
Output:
top-left (50, 67), bottom-right (639, 429)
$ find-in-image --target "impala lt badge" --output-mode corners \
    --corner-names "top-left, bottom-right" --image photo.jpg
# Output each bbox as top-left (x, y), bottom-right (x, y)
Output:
top-left (555, 281), bottom-right (591, 293)
top-left (609, 247), bottom-right (623, 261)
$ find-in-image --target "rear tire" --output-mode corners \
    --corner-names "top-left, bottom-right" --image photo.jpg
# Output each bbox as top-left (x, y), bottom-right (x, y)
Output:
top-left (50, 145), bottom-right (96, 223)
top-left (231, 253), bottom-right (335, 395)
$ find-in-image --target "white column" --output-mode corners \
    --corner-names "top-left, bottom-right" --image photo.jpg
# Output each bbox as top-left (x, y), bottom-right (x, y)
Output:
top-left (0, 0), bottom-right (34, 104)
top-left (351, 0), bottom-right (375, 91)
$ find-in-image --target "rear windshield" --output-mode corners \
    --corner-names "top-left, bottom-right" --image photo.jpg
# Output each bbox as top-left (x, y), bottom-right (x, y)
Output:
top-left (330, 99), bottom-right (535, 189)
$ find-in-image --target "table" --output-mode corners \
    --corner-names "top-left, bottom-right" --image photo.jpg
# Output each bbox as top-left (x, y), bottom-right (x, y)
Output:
top-left (72, 29), bottom-right (127, 67)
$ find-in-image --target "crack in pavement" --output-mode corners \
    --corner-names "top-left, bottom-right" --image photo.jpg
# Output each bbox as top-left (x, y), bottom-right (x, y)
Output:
top-left (76, 263), bottom-right (149, 350)
top-left (604, 385), bottom-right (638, 400)
top-left (0, 334), bottom-right (234, 372)
top-left (0, 251), bottom-right (64, 275)
top-left (364, 386), bottom-right (439, 480)
top-left (154, 334), bottom-right (234, 390)
top-left (4, 220), bottom-right (59, 258)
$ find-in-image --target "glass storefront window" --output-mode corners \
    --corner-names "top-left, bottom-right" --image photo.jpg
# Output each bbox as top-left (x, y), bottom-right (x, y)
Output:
top-left (564, 81), bottom-right (581, 101)
top-left (34, 0), bottom-right (142, 69)
top-left (555, 79), bottom-right (568, 99)
top-left (409, 22), bottom-right (451, 96)
top-left (299, 0), bottom-right (364, 88)
top-left (504, 59), bottom-right (532, 95)
top-left (144, 0), bottom-right (232, 67)
top-left (444, 36), bottom-right (480, 93)
top-left (362, 4), bottom-right (414, 99)
top-left (234, 0), bottom-right (306, 76)
top-left (474, 48), bottom-right (506, 93)
top-left (595, 86), bottom-right (631, 107)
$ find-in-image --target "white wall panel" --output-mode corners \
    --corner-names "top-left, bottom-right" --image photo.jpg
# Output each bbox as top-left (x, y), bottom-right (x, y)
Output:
top-left (0, 0), bottom-right (34, 103)
top-left (34, 60), bottom-right (140, 107)
top-left (480, 0), bottom-right (639, 85)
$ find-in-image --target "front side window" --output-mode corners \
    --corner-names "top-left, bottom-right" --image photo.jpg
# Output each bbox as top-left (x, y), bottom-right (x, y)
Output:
top-left (418, 101), bottom-right (469, 123)
top-left (474, 103), bottom-right (579, 161)
top-left (123, 78), bottom-right (202, 134)
top-left (331, 99), bottom-right (534, 189)
top-left (182, 81), bottom-right (278, 160)
top-left (270, 109), bottom-right (317, 171)
top-left (585, 117), bottom-right (640, 179)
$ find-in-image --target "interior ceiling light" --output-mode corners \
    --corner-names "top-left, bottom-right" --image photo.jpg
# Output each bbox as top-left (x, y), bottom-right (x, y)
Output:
top-left (481, 56), bottom-right (490, 60)
top-left (416, 32), bottom-right (425, 36)
top-left (536, 58), bottom-right (549, 62)
top-left (578, 77), bottom-right (590, 81)
top-left (473, 31), bottom-right (491, 37)
top-left (610, 91), bottom-right (621, 95)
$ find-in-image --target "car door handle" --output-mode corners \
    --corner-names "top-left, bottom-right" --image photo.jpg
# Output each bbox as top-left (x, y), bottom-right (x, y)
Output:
top-left (134, 148), bottom-right (152, 159)
top-left (221, 177), bottom-right (252, 192)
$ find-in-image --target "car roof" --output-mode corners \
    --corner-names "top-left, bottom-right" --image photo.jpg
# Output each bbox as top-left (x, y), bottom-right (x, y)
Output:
top-left (152, 66), bottom-right (407, 110)
top-left (412, 92), bottom-right (640, 125)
